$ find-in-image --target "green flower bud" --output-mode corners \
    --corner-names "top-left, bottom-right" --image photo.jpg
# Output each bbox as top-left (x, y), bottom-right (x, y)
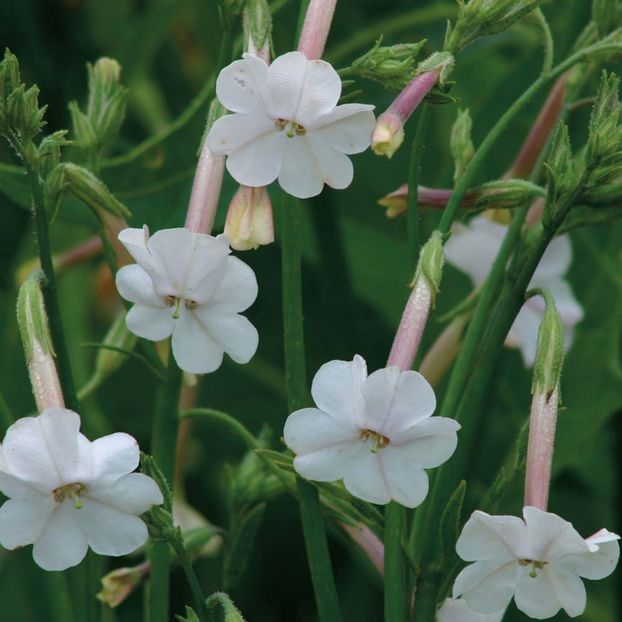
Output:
top-left (531, 289), bottom-right (564, 397)
top-left (350, 37), bottom-right (426, 91)
top-left (416, 51), bottom-right (454, 84)
top-left (586, 72), bottom-right (621, 168)
top-left (37, 130), bottom-right (69, 177)
top-left (243, 0), bottom-right (272, 55)
top-left (62, 162), bottom-right (131, 219)
top-left (450, 109), bottom-right (474, 181)
top-left (472, 179), bottom-right (546, 210)
top-left (593, 0), bottom-right (622, 38)
top-left (445, 0), bottom-right (543, 52)
top-left (6, 83), bottom-right (46, 142)
top-left (175, 607), bottom-right (200, 622)
top-left (68, 100), bottom-right (96, 149)
top-left (16, 272), bottom-right (54, 363)
top-left (411, 229), bottom-right (444, 300)
top-left (206, 592), bottom-right (247, 622)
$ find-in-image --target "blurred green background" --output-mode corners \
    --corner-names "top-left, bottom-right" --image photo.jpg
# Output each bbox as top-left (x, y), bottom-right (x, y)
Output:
top-left (0, 0), bottom-right (620, 620)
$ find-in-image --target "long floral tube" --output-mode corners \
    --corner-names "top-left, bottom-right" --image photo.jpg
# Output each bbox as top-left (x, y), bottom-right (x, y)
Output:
top-left (297, 0), bottom-right (338, 61)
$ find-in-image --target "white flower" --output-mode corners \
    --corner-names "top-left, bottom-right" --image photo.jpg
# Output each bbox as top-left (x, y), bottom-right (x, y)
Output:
top-left (453, 507), bottom-right (620, 619)
top-left (283, 355), bottom-right (460, 507)
top-left (115, 226), bottom-right (259, 374)
top-left (0, 408), bottom-right (163, 571)
top-left (444, 215), bottom-right (583, 366)
top-left (437, 598), bottom-right (506, 622)
top-left (207, 51), bottom-right (376, 199)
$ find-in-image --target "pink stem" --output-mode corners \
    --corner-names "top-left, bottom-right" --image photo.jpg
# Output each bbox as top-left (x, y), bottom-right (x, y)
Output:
top-left (340, 522), bottom-right (384, 576)
top-left (29, 338), bottom-right (65, 412)
top-left (297, 0), bottom-right (338, 60)
top-left (184, 144), bottom-right (226, 235)
top-left (524, 386), bottom-right (559, 510)
top-left (386, 277), bottom-right (433, 371)
top-left (388, 71), bottom-right (438, 123)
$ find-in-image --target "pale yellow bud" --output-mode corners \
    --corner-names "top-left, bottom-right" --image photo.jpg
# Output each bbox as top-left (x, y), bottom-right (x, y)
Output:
top-left (371, 112), bottom-right (404, 158)
top-left (225, 185), bottom-right (274, 251)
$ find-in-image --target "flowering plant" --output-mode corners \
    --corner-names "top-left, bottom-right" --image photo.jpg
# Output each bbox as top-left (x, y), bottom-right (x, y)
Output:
top-left (0, 1), bottom-right (621, 621)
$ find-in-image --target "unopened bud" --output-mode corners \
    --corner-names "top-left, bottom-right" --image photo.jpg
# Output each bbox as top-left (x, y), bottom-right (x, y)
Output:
top-left (531, 290), bottom-right (564, 397)
top-left (206, 592), bottom-right (247, 622)
top-left (349, 38), bottom-right (426, 91)
top-left (62, 163), bottom-right (131, 219)
top-left (225, 185), bottom-right (274, 251)
top-left (412, 229), bottom-right (444, 298)
top-left (450, 109), bottom-right (474, 181)
top-left (473, 179), bottom-right (546, 210)
top-left (7, 84), bottom-right (45, 142)
top-left (586, 72), bottom-right (621, 168)
top-left (416, 51), bottom-right (454, 84)
top-left (0, 49), bottom-right (20, 102)
top-left (243, 0), bottom-right (272, 57)
top-left (593, 0), bottom-right (622, 38)
top-left (97, 561), bottom-right (149, 608)
top-left (17, 273), bottom-right (64, 411)
top-left (68, 101), bottom-right (96, 149)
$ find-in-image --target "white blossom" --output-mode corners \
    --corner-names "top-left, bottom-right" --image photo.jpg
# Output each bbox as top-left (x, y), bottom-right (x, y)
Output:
top-left (0, 408), bottom-right (163, 571)
top-left (207, 51), bottom-right (375, 199)
top-left (115, 226), bottom-right (259, 374)
top-left (444, 215), bottom-right (583, 366)
top-left (453, 507), bottom-right (620, 619)
top-left (283, 355), bottom-right (460, 507)
top-left (437, 598), bottom-right (506, 622)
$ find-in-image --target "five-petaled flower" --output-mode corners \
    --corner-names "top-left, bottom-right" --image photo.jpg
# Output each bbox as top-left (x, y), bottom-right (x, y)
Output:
top-left (0, 408), bottom-right (163, 571)
top-left (207, 51), bottom-right (376, 199)
top-left (115, 226), bottom-right (259, 374)
top-left (283, 355), bottom-right (460, 507)
top-left (445, 215), bottom-right (583, 366)
top-left (453, 507), bottom-right (620, 619)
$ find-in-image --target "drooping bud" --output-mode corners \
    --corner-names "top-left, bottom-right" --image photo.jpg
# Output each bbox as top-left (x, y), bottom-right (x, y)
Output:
top-left (297, 0), bottom-right (338, 60)
top-left (16, 273), bottom-right (64, 411)
top-left (387, 231), bottom-right (444, 371)
top-left (445, 0), bottom-right (543, 52)
top-left (524, 289), bottom-right (564, 511)
top-left (62, 162), bottom-right (131, 219)
top-left (205, 592), bottom-right (248, 622)
top-left (450, 109), bottom-right (474, 181)
top-left (97, 561), bottom-right (150, 608)
top-left (349, 38), bottom-right (426, 91)
top-left (225, 185), bottom-right (275, 251)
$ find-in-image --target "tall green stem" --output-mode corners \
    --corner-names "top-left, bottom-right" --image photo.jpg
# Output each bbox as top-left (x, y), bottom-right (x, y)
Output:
top-left (384, 502), bottom-right (407, 622)
top-left (407, 106), bottom-right (431, 259)
top-left (149, 353), bottom-right (183, 622)
top-left (280, 196), bottom-right (343, 622)
top-left (45, 572), bottom-right (76, 622)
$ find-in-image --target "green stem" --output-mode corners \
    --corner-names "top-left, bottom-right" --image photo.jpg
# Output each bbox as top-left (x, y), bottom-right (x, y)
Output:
top-left (0, 388), bottom-right (15, 433)
top-left (280, 196), bottom-right (343, 622)
top-left (384, 502), bottom-right (407, 622)
top-left (171, 538), bottom-right (209, 622)
top-left (180, 408), bottom-right (259, 449)
top-left (406, 105), bottom-right (431, 259)
top-left (45, 572), bottom-right (76, 622)
top-left (148, 353), bottom-right (183, 622)
top-left (23, 160), bottom-right (79, 411)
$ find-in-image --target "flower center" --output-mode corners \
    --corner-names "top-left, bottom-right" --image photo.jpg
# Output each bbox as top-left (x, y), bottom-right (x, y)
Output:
top-left (164, 295), bottom-right (198, 319)
top-left (274, 118), bottom-right (306, 137)
top-left (359, 429), bottom-right (390, 453)
top-left (519, 559), bottom-right (548, 578)
top-left (53, 482), bottom-right (86, 509)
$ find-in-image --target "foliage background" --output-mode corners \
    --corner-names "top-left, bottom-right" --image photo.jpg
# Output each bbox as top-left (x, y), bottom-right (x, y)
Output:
top-left (0, 0), bottom-right (619, 620)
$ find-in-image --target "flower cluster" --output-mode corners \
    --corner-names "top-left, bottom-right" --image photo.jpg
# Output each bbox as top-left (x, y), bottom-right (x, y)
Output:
top-left (284, 355), bottom-right (459, 507)
top-left (207, 51), bottom-right (376, 199)
top-left (445, 215), bottom-right (583, 366)
top-left (0, 408), bottom-right (162, 571)
top-left (115, 226), bottom-right (259, 374)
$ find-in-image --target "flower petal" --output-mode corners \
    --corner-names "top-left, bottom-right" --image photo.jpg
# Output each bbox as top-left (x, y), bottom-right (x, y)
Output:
top-left (392, 417), bottom-right (460, 468)
top-left (453, 560), bottom-right (520, 614)
top-left (310, 104), bottom-right (375, 153)
top-left (90, 433), bottom-right (139, 486)
top-left (506, 303), bottom-right (543, 367)
top-left (208, 256), bottom-right (258, 313)
top-left (293, 442), bottom-right (364, 483)
top-left (225, 128), bottom-right (285, 187)
top-left (342, 449), bottom-right (391, 505)
top-left (87, 473), bottom-right (163, 515)
top-left (361, 368), bottom-right (436, 440)
top-left (216, 54), bottom-right (271, 114)
top-left (457, 510), bottom-right (528, 562)
top-left (310, 356), bottom-right (367, 424)
top-left (444, 217), bottom-right (505, 287)
top-left (437, 598), bottom-right (507, 622)
top-left (284, 407), bottom-right (358, 457)
top-left (208, 112), bottom-right (279, 157)
top-left (118, 227), bottom-right (152, 266)
top-left (33, 501), bottom-right (89, 571)
top-left (170, 310), bottom-right (224, 374)
top-left (0, 495), bottom-right (55, 549)
top-left (0, 469), bottom-right (48, 498)
top-left (295, 59), bottom-right (342, 126)
top-left (277, 136), bottom-right (325, 199)
top-left (523, 507), bottom-right (589, 561)
top-left (377, 448), bottom-right (429, 508)
top-left (126, 305), bottom-right (175, 342)
top-left (2, 409), bottom-right (88, 491)
top-left (192, 309), bottom-right (259, 364)
top-left (77, 498), bottom-right (149, 556)
top-left (266, 51), bottom-right (309, 120)
top-left (558, 530), bottom-right (620, 580)
top-left (306, 133), bottom-right (355, 190)
top-left (116, 265), bottom-right (165, 308)
top-left (514, 565), bottom-right (582, 619)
